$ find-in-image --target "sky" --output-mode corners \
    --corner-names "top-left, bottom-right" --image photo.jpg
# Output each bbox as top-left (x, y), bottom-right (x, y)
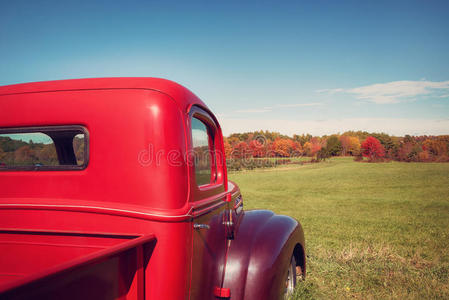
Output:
top-left (1, 0), bottom-right (448, 136)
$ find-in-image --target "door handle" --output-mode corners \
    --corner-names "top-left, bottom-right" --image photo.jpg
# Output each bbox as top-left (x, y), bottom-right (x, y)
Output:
top-left (193, 223), bottom-right (210, 230)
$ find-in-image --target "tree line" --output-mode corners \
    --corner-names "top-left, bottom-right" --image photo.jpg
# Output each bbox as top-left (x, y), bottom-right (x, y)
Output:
top-left (223, 130), bottom-right (449, 163)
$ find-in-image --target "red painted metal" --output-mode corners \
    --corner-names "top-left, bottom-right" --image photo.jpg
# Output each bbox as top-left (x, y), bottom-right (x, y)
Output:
top-left (0, 231), bottom-right (156, 299)
top-left (0, 78), bottom-right (305, 299)
top-left (225, 193), bottom-right (232, 202)
top-left (213, 286), bottom-right (231, 298)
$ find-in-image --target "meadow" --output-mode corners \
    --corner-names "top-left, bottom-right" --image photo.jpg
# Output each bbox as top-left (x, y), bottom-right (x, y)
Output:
top-left (228, 157), bottom-right (449, 299)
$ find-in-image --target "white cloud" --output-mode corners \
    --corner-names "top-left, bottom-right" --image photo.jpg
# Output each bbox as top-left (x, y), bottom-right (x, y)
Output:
top-left (233, 102), bottom-right (323, 113)
top-left (319, 80), bottom-right (449, 104)
top-left (235, 107), bottom-right (272, 113)
top-left (217, 117), bottom-right (449, 136)
top-left (276, 103), bottom-right (324, 108)
top-left (316, 88), bottom-right (344, 94)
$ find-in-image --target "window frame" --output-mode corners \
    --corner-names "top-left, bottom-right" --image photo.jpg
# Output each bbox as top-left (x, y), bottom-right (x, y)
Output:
top-left (0, 125), bottom-right (89, 171)
top-left (189, 107), bottom-right (221, 189)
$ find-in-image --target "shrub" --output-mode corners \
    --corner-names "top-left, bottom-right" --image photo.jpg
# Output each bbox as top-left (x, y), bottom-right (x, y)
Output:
top-left (354, 154), bottom-right (363, 162)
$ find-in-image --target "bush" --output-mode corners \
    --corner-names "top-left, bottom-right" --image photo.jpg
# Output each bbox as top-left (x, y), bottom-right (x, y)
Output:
top-left (354, 154), bottom-right (363, 162)
top-left (226, 158), bottom-right (299, 171)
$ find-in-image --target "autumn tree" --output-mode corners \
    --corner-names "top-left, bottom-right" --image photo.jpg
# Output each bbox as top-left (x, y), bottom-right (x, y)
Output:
top-left (423, 139), bottom-right (447, 157)
top-left (303, 137), bottom-right (322, 157)
top-left (371, 133), bottom-right (399, 158)
top-left (397, 142), bottom-right (417, 162)
top-left (223, 138), bottom-right (233, 158)
top-left (361, 137), bottom-right (385, 162)
top-left (350, 137), bottom-right (361, 155)
top-left (249, 139), bottom-right (265, 158)
top-left (340, 136), bottom-right (351, 156)
top-left (341, 136), bottom-right (361, 156)
top-left (293, 134), bottom-right (312, 146)
top-left (227, 136), bottom-right (240, 147)
top-left (272, 138), bottom-right (300, 157)
top-left (403, 135), bottom-right (414, 143)
top-left (418, 150), bottom-right (431, 162)
top-left (342, 131), bottom-right (370, 141)
top-left (437, 135), bottom-right (449, 153)
top-left (232, 141), bottom-right (251, 159)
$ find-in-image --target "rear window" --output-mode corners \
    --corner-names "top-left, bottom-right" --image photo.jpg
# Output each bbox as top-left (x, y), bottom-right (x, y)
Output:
top-left (0, 126), bottom-right (88, 170)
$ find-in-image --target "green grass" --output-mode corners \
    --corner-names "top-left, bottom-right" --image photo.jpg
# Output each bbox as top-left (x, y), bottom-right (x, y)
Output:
top-left (228, 157), bottom-right (449, 299)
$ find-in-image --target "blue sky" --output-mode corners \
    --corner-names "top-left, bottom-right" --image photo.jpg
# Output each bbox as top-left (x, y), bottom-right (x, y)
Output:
top-left (1, 0), bottom-right (448, 136)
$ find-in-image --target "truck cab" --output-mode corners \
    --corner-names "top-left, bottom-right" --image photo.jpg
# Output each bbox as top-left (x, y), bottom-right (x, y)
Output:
top-left (0, 78), bottom-right (305, 300)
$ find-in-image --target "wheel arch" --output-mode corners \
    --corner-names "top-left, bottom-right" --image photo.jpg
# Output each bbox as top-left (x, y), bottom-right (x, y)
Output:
top-left (222, 210), bottom-right (305, 300)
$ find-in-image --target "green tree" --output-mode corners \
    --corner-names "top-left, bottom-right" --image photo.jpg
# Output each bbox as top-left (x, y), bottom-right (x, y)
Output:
top-left (325, 135), bottom-right (342, 156)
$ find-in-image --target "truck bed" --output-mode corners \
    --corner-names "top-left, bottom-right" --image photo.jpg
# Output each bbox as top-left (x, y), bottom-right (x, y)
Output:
top-left (0, 229), bottom-right (156, 299)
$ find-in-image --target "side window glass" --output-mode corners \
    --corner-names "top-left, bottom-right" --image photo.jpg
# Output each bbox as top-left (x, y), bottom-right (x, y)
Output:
top-left (191, 117), bottom-right (216, 186)
top-left (0, 126), bottom-right (88, 170)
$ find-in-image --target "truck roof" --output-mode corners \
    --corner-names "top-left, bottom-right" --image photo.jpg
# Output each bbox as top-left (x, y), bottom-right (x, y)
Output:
top-left (0, 77), bottom-right (206, 110)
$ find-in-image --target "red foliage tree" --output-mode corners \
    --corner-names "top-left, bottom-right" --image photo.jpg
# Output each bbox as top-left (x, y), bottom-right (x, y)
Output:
top-left (232, 141), bottom-right (251, 159)
top-left (249, 140), bottom-right (265, 158)
top-left (303, 137), bottom-right (322, 157)
top-left (361, 136), bottom-right (385, 162)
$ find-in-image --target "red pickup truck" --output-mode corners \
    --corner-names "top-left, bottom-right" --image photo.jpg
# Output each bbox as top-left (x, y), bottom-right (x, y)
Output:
top-left (0, 78), bottom-right (305, 300)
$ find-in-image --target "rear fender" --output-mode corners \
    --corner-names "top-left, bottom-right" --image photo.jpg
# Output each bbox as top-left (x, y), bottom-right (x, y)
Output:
top-left (222, 210), bottom-right (305, 300)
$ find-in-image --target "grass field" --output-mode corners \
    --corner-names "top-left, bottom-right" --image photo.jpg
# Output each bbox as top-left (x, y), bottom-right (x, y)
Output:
top-left (228, 157), bottom-right (449, 299)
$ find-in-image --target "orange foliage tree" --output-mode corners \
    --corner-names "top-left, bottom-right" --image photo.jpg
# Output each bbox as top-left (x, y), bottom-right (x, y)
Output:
top-left (223, 138), bottom-right (233, 158)
top-left (423, 139), bottom-right (448, 157)
top-left (272, 138), bottom-right (301, 157)
top-left (397, 142), bottom-right (419, 162)
top-left (303, 137), bottom-right (322, 157)
top-left (340, 136), bottom-right (361, 156)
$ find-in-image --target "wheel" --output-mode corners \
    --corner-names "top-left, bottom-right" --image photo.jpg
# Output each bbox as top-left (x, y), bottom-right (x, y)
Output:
top-left (284, 255), bottom-right (297, 299)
